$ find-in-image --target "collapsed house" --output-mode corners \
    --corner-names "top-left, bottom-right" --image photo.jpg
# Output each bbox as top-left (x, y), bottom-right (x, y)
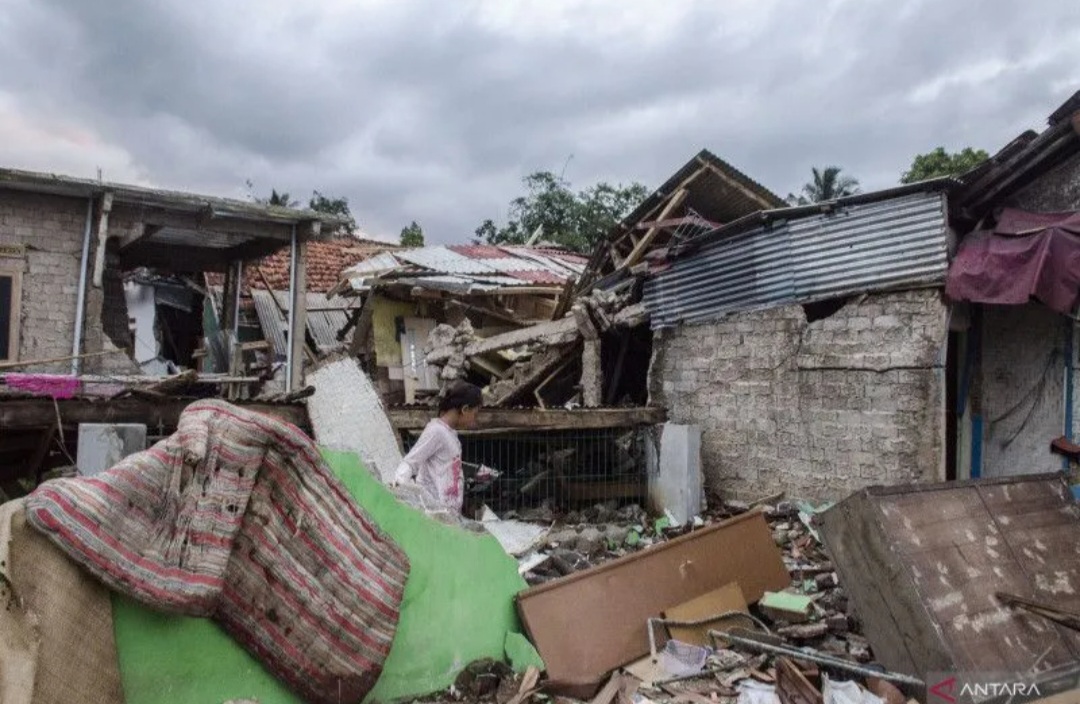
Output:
top-left (331, 243), bottom-right (589, 405)
top-left (0, 167), bottom-right (343, 494)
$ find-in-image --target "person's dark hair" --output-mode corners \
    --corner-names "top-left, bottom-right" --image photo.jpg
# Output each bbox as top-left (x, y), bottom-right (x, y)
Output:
top-left (438, 381), bottom-right (483, 414)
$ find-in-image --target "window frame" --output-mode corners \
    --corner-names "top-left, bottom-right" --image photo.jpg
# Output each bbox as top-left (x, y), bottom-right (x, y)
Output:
top-left (0, 246), bottom-right (25, 364)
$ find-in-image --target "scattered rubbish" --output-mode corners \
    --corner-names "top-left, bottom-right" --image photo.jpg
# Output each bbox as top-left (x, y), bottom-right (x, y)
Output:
top-left (664, 582), bottom-right (749, 646)
top-left (759, 591), bottom-right (814, 624)
top-left (710, 629), bottom-right (923, 687)
top-left (821, 676), bottom-right (884, 704)
top-left (657, 640), bottom-right (709, 678)
top-left (737, 679), bottom-right (781, 704)
top-left (776, 657), bottom-right (823, 704)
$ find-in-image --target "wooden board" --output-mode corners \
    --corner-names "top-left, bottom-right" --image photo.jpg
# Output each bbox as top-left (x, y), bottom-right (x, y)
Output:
top-left (0, 397), bottom-right (308, 432)
top-left (516, 510), bottom-right (789, 695)
top-left (388, 406), bottom-right (666, 431)
top-left (664, 582), bottom-right (748, 646)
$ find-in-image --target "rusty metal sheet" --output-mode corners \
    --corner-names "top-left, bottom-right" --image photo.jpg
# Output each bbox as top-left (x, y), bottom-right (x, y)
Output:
top-left (820, 473), bottom-right (1080, 678)
top-left (515, 510), bottom-right (789, 695)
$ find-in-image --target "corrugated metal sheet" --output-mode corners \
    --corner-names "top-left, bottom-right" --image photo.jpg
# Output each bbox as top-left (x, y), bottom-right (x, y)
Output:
top-left (250, 290), bottom-right (358, 357)
top-left (644, 192), bottom-right (948, 328)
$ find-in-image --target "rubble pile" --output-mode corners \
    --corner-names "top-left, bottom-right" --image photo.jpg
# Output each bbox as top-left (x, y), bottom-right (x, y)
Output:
top-left (423, 286), bottom-right (645, 409)
top-left (427, 498), bottom-right (911, 704)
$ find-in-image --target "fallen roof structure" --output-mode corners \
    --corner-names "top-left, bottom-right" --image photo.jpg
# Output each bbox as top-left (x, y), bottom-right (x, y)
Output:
top-left (819, 473), bottom-right (1080, 678)
top-left (578, 149), bottom-right (785, 293)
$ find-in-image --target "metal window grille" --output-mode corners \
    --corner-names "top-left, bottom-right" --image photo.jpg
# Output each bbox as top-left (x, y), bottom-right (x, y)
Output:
top-left (402, 427), bottom-right (650, 514)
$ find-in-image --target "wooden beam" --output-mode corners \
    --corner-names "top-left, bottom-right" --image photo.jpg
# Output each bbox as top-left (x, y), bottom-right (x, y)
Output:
top-left (620, 188), bottom-right (689, 271)
top-left (426, 316), bottom-right (578, 365)
top-left (118, 223), bottom-right (162, 249)
top-left (388, 406), bottom-right (666, 431)
top-left (288, 238), bottom-right (308, 391)
top-left (0, 397), bottom-right (308, 431)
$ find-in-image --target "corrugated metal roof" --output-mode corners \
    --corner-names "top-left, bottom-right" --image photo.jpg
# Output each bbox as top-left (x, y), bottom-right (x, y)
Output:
top-left (644, 191), bottom-right (949, 328)
top-left (342, 244), bottom-right (586, 293)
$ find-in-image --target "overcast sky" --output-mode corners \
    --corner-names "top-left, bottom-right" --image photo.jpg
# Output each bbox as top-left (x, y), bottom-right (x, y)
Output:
top-left (1, 0), bottom-right (1078, 243)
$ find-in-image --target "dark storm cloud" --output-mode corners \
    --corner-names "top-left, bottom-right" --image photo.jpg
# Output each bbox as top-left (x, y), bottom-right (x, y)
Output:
top-left (0, 0), bottom-right (1078, 241)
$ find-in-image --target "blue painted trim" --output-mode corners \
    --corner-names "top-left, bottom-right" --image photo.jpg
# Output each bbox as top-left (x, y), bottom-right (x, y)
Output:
top-left (971, 414), bottom-right (983, 479)
top-left (1065, 322), bottom-right (1075, 471)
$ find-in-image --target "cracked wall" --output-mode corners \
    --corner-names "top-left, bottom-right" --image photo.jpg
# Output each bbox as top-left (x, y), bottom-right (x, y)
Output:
top-left (649, 288), bottom-right (949, 500)
top-left (0, 190), bottom-right (135, 373)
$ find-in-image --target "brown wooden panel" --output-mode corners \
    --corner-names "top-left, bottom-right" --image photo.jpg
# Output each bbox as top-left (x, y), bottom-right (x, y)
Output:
top-left (515, 510), bottom-right (789, 695)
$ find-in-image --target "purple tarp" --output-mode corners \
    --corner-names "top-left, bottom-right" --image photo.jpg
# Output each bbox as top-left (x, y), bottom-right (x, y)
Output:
top-left (945, 208), bottom-right (1080, 315)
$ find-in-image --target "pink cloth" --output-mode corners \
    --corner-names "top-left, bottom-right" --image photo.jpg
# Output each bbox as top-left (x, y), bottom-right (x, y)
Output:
top-left (946, 208), bottom-right (1080, 315)
top-left (2, 374), bottom-right (82, 399)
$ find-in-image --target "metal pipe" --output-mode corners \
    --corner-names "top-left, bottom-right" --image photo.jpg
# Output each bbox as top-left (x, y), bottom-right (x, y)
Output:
top-left (71, 197), bottom-right (94, 375)
top-left (708, 629), bottom-right (925, 687)
top-left (285, 224), bottom-right (297, 392)
top-left (648, 613), bottom-right (771, 659)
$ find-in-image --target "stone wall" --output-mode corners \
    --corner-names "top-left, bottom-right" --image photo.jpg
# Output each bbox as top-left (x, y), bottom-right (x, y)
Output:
top-left (0, 190), bottom-right (134, 373)
top-left (650, 288), bottom-right (949, 501)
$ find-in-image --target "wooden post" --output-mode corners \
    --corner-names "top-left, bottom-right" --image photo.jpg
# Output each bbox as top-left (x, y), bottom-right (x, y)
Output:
top-left (287, 224), bottom-right (313, 391)
top-left (221, 260), bottom-right (240, 335)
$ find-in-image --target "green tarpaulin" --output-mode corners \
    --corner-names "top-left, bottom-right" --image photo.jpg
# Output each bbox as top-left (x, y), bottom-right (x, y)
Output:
top-left (113, 449), bottom-right (542, 703)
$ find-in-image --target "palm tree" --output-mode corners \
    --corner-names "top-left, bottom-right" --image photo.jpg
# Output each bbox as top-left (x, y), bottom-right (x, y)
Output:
top-left (787, 166), bottom-right (860, 205)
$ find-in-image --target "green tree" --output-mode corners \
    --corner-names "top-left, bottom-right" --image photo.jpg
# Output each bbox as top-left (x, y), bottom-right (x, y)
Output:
top-left (308, 190), bottom-right (357, 233)
top-left (400, 221), bottom-right (425, 247)
top-left (476, 171), bottom-right (647, 253)
top-left (900, 147), bottom-right (988, 183)
top-left (787, 166), bottom-right (860, 205)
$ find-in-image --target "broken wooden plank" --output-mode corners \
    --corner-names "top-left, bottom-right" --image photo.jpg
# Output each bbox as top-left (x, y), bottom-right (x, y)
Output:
top-left (775, 657), bottom-right (823, 704)
top-left (488, 344), bottom-right (577, 407)
top-left (619, 188), bottom-right (688, 271)
top-left (0, 397), bottom-right (308, 431)
top-left (388, 406), bottom-right (667, 431)
top-left (427, 316), bottom-right (579, 364)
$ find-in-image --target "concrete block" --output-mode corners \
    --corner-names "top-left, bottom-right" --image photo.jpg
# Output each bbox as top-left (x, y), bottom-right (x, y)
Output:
top-left (77, 423), bottom-right (147, 477)
top-left (648, 423), bottom-right (703, 525)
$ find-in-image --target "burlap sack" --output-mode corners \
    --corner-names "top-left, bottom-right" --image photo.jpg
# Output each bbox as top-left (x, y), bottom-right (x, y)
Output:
top-left (0, 498), bottom-right (123, 704)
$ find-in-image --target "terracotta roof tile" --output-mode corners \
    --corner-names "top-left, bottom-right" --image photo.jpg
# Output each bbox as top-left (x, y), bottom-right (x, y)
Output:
top-left (208, 237), bottom-right (396, 293)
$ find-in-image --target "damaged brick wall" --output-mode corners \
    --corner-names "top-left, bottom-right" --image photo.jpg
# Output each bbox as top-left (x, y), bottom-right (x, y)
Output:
top-left (649, 289), bottom-right (949, 500)
top-left (0, 190), bottom-right (134, 373)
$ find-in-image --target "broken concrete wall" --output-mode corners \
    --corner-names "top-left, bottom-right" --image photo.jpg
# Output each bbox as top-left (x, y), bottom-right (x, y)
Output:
top-left (650, 288), bottom-right (948, 500)
top-left (0, 190), bottom-right (133, 373)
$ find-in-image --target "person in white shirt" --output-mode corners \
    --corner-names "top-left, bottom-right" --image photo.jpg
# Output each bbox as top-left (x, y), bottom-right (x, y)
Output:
top-left (391, 381), bottom-right (482, 515)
